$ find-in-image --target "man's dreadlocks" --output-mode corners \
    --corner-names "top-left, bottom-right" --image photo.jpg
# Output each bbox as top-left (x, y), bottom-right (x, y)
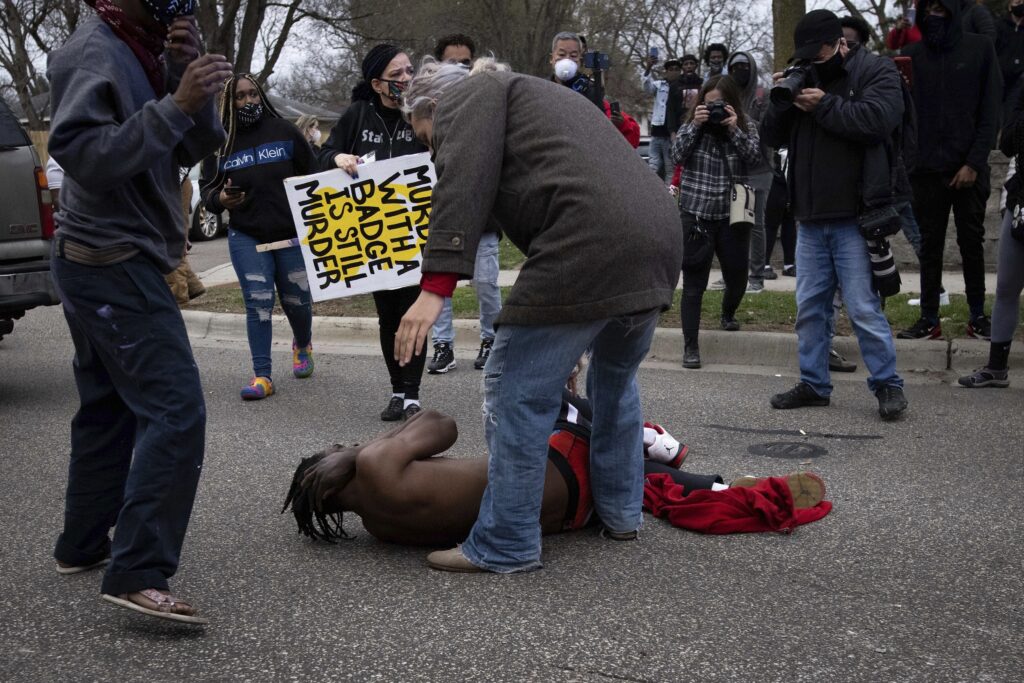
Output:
top-left (281, 448), bottom-right (353, 543)
top-left (201, 73), bottom-right (283, 196)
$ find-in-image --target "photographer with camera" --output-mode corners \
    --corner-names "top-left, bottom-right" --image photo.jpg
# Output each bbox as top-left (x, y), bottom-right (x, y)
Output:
top-left (761, 9), bottom-right (908, 420)
top-left (550, 31), bottom-right (640, 147)
top-left (671, 75), bottom-right (763, 369)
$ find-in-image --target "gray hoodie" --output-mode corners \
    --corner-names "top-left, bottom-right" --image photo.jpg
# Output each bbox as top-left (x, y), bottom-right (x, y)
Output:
top-left (47, 16), bottom-right (226, 273)
top-left (727, 50), bottom-right (771, 183)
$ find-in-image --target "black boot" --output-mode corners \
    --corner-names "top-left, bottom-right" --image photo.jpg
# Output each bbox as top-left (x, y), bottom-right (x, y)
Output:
top-left (682, 337), bottom-right (701, 369)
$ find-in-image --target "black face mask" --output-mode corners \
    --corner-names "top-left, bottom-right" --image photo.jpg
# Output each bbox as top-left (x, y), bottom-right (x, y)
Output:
top-left (813, 48), bottom-right (844, 85)
top-left (1013, 4), bottom-right (1024, 18)
top-left (922, 15), bottom-right (950, 47)
top-left (237, 102), bottom-right (264, 129)
top-left (731, 68), bottom-right (751, 87)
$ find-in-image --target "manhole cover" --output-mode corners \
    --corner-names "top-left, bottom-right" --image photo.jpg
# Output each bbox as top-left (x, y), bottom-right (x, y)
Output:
top-left (747, 442), bottom-right (828, 459)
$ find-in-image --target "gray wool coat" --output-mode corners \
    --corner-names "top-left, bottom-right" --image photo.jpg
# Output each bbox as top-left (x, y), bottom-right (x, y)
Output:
top-left (423, 70), bottom-right (682, 326)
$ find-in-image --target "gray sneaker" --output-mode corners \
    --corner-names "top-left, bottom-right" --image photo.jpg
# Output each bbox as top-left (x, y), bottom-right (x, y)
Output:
top-left (957, 367), bottom-right (1009, 388)
top-left (427, 342), bottom-right (456, 374)
top-left (708, 278), bottom-right (727, 291)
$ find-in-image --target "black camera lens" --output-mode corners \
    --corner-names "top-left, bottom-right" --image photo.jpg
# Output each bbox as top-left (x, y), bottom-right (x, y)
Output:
top-left (770, 64), bottom-right (810, 109)
top-left (707, 100), bottom-right (727, 125)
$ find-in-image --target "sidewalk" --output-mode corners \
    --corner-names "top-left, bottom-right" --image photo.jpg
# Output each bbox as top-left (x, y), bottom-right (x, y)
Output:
top-left (188, 263), bottom-right (1016, 375)
top-left (198, 262), bottom-right (999, 295)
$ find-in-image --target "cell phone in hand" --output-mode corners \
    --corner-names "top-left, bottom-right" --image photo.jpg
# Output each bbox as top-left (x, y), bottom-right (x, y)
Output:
top-left (905, 8), bottom-right (916, 23)
top-left (649, 46), bottom-right (659, 60)
top-left (224, 185), bottom-right (245, 196)
top-left (609, 100), bottom-right (622, 117)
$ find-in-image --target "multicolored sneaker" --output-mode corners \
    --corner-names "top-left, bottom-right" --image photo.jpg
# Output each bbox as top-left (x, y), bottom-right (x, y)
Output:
top-left (643, 422), bottom-right (688, 468)
top-left (293, 342), bottom-right (314, 378)
top-left (240, 376), bottom-right (274, 401)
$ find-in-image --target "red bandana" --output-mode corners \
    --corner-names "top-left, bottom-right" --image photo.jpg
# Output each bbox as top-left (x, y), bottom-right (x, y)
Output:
top-left (87, 0), bottom-right (167, 96)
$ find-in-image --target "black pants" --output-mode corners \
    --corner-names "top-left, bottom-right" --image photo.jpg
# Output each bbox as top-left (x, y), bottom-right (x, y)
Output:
top-left (764, 175), bottom-right (796, 266)
top-left (51, 254), bottom-right (205, 596)
top-left (373, 285), bottom-right (427, 398)
top-left (911, 170), bottom-right (989, 319)
top-left (680, 211), bottom-right (750, 344)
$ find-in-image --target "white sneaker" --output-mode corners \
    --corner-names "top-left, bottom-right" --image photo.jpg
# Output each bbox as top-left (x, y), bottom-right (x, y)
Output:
top-left (745, 282), bottom-right (764, 294)
top-left (708, 278), bottom-right (726, 291)
top-left (643, 422), bottom-right (688, 468)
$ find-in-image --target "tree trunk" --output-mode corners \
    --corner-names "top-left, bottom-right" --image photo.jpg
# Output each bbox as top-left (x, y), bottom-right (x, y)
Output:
top-left (772, 0), bottom-right (806, 73)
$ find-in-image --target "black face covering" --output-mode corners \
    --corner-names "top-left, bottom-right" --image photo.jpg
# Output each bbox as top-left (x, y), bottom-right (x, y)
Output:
top-left (731, 68), bottom-right (751, 88)
top-left (922, 14), bottom-right (950, 47)
top-left (237, 102), bottom-right (264, 130)
top-left (813, 48), bottom-right (844, 85)
top-left (1013, 4), bottom-right (1024, 18)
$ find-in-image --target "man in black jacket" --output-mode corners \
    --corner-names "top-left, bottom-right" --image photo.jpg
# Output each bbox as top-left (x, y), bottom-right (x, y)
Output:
top-left (899, 0), bottom-right (1001, 341)
top-left (761, 9), bottom-right (908, 421)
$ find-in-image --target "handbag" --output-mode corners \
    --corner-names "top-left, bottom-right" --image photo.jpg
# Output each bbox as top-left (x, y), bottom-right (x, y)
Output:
top-left (721, 142), bottom-right (755, 230)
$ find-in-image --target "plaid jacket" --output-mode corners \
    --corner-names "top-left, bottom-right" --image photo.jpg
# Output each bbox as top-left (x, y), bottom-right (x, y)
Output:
top-left (671, 121), bottom-right (762, 220)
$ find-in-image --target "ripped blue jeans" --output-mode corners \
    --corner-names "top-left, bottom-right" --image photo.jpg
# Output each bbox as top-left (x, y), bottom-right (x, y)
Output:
top-left (228, 229), bottom-right (313, 379)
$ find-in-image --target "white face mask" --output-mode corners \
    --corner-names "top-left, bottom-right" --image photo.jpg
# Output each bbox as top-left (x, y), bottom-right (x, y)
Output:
top-left (554, 58), bottom-right (578, 82)
top-left (311, 129), bottom-right (321, 144)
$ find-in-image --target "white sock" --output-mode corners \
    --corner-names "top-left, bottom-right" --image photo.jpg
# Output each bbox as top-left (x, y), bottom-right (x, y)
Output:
top-left (403, 398), bottom-right (420, 409)
top-left (712, 482), bottom-right (729, 492)
top-left (392, 392), bottom-right (404, 400)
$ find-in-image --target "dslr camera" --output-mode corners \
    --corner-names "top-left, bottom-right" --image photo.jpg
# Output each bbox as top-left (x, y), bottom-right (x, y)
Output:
top-left (707, 100), bottom-right (728, 125)
top-left (770, 62), bottom-right (817, 109)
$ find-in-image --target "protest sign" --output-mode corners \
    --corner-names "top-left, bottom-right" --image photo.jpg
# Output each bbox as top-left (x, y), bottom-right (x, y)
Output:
top-left (283, 152), bottom-right (435, 301)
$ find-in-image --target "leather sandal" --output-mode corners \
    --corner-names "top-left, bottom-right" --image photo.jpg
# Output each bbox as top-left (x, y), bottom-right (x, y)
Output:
top-left (102, 588), bottom-right (209, 625)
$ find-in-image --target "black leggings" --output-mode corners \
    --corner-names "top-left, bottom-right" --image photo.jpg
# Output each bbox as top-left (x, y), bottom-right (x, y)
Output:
top-left (372, 285), bottom-right (426, 398)
top-left (764, 175), bottom-right (796, 266)
top-left (680, 212), bottom-right (750, 344)
top-left (644, 460), bottom-right (723, 492)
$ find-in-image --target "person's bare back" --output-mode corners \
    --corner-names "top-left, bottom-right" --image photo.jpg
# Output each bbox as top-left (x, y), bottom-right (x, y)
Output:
top-left (284, 410), bottom-right (570, 547)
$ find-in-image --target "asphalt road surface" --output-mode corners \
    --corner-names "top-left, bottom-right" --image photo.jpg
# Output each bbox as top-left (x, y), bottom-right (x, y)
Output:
top-left (1, 305), bottom-right (1021, 682)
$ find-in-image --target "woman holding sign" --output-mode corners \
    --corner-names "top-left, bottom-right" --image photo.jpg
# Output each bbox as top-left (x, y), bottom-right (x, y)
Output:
top-left (394, 59), bottom-right (682, 574)
top-left (202, 74), bottom-right (317, 401)
top-left (319, 44), bottom-right (430, 422)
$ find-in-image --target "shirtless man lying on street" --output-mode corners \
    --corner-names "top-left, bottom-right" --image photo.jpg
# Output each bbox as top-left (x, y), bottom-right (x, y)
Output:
top-left (283, 393), bottom-right (826, 552)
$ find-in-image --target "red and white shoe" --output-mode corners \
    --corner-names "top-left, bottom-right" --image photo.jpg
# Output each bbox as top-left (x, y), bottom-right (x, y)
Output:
top-left (643, 422), bottom-right (688, 468)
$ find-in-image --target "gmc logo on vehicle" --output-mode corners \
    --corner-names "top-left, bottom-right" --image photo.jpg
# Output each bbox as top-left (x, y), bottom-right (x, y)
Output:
top-left (6, 224), bottom-right (39, 235)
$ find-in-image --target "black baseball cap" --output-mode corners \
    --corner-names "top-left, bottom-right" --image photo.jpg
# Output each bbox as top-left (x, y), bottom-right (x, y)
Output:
top-left (791, 9), bottom-right (842, 61)
top-left (663, 59), bottom-right (682, 69)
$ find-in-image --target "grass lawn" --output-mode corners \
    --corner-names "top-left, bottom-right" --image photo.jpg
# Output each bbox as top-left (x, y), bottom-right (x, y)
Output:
top-left (185, 281), bottom-right (1020, 340)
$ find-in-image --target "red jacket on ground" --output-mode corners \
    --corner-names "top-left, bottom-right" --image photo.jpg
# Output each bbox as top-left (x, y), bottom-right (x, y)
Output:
top-left (642, 473), bottom-right (832, 534)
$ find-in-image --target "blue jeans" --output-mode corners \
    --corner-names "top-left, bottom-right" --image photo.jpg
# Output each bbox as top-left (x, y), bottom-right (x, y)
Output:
top-left (648, 135), bottom-right (673, 181)
top-left (228, 229), bottom-right (313, 378)
top-left (431, 231), bottom-right (502, 344)
top-left (896, 201), bottom-right (922, 261)
top-left (795, 221), bottom-right (903, 397)
top-left (51, 253), bottom-right (205, 596)
top-left (462, 310), bottom-right (659, 572)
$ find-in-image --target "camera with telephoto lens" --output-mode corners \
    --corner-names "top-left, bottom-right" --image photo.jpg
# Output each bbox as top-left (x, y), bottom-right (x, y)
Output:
top-left (706, 100), bottom-right (728, 125)
top-left (770, 61), bottom-right (816, 109)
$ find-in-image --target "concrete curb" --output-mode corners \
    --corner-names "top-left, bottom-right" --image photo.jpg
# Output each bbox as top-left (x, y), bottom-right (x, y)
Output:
top-left (181, 310), bottom-right (1021, 375)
